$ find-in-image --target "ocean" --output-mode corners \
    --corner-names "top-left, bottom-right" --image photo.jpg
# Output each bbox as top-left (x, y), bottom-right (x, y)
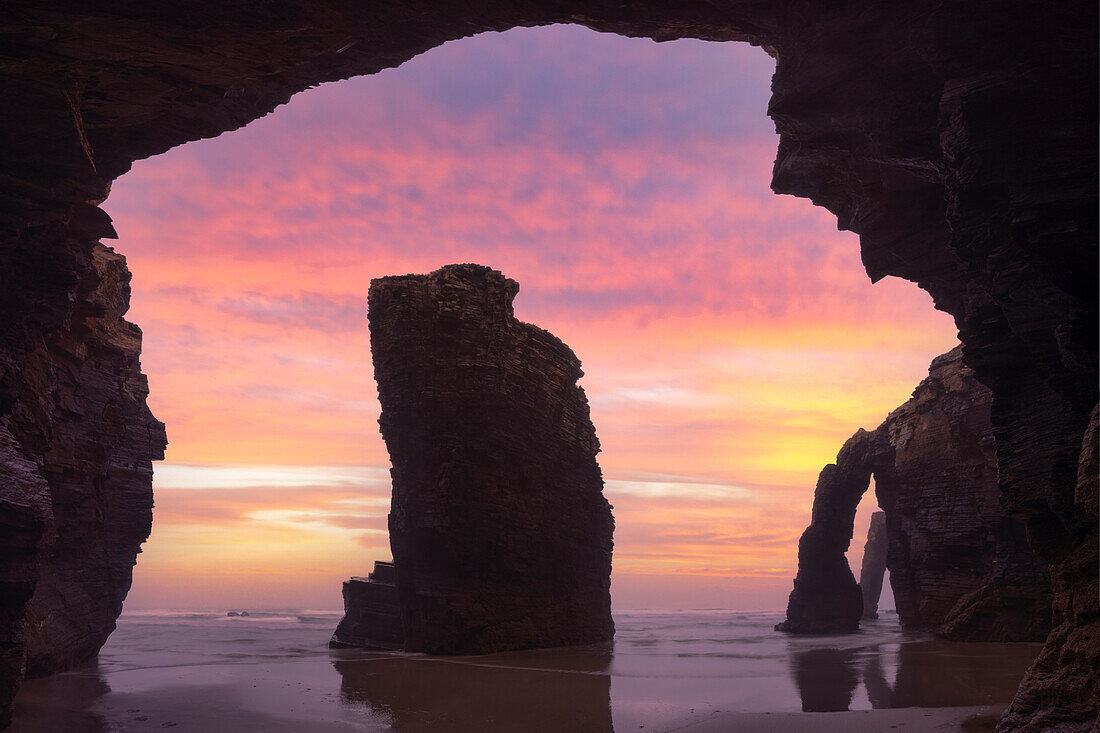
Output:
top-left (10, 609), bottom-right (1040, 732)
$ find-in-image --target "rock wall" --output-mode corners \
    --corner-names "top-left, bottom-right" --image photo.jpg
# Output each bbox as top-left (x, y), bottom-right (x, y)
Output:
top-left (19, 242), bottom-right (166, 677)
top-left (353, 264), bottom-right (613, 654)
top-left (780, 348), bottom-right (1052, 642)
top-left (0, 2), bottom-right (1093, 728)
top-left (0, 428), bottom-right (52, 730)
top-left (881, 350), bottom-right (1052, 643)
top-left (0, 205), bottom-right (165, 717)
top-left (1000, 403), bottom-right (1099, 731)
top-left (859, 512), bottom-right (887, 620)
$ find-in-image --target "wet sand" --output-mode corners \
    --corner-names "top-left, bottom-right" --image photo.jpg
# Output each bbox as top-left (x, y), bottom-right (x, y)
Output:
top-left (9, 664), bottom-right (1007, 733)
top-left (9, 610), bottom-right (1038, 732)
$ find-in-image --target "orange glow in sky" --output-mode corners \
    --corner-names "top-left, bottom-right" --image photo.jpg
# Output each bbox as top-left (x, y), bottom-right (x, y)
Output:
top-left (107, 26), bottom-right (958, 611)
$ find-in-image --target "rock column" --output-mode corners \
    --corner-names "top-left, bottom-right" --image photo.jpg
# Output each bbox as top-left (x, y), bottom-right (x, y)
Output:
top-left (775, 429), bottom-right (881, 634)
top-left (336, 264), bottom-right (614, 654)
top-left (859, 511), bottom-right (888, 619)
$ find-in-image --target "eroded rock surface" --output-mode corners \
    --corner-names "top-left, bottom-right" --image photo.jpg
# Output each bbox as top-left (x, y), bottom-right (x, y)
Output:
top-left (780, 348), bottom-right (1052, 641)
top-left (0, 427), bottom-right (52, 730)
top-left (18, 243), bottom-right (166, 678)
top-left (339, 264), bottom-right (613, 654)
top-left (882, 351), bottom-right (1052, 644)
top-left (330, 561), bottom-right (403, 650)
top-left (859, 512), bottom-right (887, 620)
top-left (0, 217), bottom-right (165, 707)
top-left (0, 2), bottom-right (1094, 728)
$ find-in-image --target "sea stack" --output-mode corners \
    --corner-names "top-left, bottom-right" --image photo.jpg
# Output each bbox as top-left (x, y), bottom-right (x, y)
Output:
top-left (859, 512), bottom-right (888, 619)
top-left (332, 264), bottom-right (614, 654)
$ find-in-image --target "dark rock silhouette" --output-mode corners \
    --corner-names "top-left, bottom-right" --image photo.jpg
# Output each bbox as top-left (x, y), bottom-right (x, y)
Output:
top-left (0, 227), bottom-right (165, 724)
top-left (15, 244), bottom-right (167, 681)
top-left (331, 561), bottom-right (403, 650)
top-left (0, 427), bottom-right (53, 730)
top-left (999, 403), bottom-right (1100, 732)
top-left (333, 265), bottom-right (614, 654)
top-left (776, 430), bottom-right (880, 634)
top-left (859, 512), bottom-right (888, 620)
top-left (780, 349), bottom-right (1052, 640)
top-left (0, 3), bottom-right (1094, 728)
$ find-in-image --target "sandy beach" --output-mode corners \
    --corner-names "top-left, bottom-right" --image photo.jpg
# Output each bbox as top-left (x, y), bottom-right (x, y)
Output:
top-left (9, 610), bottom-right (1036, 732)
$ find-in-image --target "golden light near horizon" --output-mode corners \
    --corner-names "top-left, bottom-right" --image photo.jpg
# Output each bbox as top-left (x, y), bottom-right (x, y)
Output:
top-left (108, 25), bottom-right (957, 611)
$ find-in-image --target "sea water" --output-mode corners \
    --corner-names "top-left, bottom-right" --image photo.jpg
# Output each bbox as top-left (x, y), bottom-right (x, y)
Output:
top-left (10, 609), bottom-right (1040, 732)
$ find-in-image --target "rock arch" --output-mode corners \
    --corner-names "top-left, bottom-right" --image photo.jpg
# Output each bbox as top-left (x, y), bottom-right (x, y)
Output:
top-left (0, 3), bottom-right (1095, 730)
top-left (778, 348), bottom-right (1053, 642)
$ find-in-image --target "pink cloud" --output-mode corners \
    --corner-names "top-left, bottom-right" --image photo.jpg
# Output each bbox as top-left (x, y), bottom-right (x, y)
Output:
top-left (105, 26), bottom-right (956, 607)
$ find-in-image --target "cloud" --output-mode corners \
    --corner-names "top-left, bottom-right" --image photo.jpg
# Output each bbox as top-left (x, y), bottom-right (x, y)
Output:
top-left (217, 292), bottom-right (366, 332)
top-left (106, 25), bottom-right (958, 608)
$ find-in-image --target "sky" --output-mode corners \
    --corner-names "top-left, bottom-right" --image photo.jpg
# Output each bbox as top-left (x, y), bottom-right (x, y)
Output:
top-left (105, 25), bottom-right (958, 611)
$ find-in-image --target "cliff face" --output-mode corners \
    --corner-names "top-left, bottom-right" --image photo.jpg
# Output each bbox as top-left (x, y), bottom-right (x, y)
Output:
top-left (18, 242), bottom-right (167, 676)
top-left (0, 208), bottom-right (165, 702)
top-left (0, 428), bottom-right (52, 730)
top-left (346, 264), bottom-right (613, 654)
top-left (0, 2), bottom-right (1094, 729)
top-left (780, 348), bottom-right (1052, 642)
top-left (879, 350), bottom-right (1052, 643)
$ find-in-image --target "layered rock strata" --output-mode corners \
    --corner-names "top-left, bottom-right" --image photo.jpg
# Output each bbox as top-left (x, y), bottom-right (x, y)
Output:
top-left (779, 348), bottom-right (1052, 642)
top-left (18, 243), bottom-right (166, 678)
top-left (330, 561), bottom-right (403, 650)
top-left (0, 428), bottom-right (52, 731)
top-left (0, 212), bottom-right (165, 725)
top-left (335, 264), bottom-right (614, 655)
top-left (0, 2), bottom-right (1094, 728)
top-left (859, 512), bottom-right (888, 620)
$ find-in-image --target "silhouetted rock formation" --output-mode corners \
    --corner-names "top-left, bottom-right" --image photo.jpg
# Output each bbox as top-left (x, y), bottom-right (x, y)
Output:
top-left (0, 3), bottom-right (1094, 728)
top-left (331, 561), bottom-right (403, 650)
top-left (0, 224), bottom-right (165, 723)
top-left (780, 349), bottom-right (1051, 640)
top-left (334, 264), bottom-right (614, 655)
top-left (776, 429), bottom-right (881, 634)
top-left (859, 512), bottom-right (888, 620)
top-left (2, 240), bottom-right (167, 684)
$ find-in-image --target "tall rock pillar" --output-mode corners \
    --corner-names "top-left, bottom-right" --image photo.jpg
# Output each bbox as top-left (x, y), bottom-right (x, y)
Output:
top-left (859, 511), bottom-right (888, 619)
top-left (334, 264), bottom-right (614, 654)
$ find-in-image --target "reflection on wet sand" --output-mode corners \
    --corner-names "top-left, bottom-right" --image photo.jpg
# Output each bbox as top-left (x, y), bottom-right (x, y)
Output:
top-left (791, 648), bottom-right (859, 712)
top-left (791, 635), bottom-right (1041, 712)
top-left (9, 662), bottom-right (109, 733)
top-left (333, 644), bottom-right (613, 732)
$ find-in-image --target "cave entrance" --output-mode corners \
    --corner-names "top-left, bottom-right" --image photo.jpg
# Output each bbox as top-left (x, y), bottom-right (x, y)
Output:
top-left (102, 25), bottom-right (956, 614)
